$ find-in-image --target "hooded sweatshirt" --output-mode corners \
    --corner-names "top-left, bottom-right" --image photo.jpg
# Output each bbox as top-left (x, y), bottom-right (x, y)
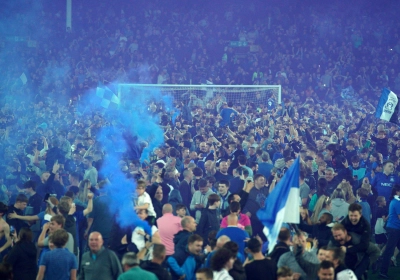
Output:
top-left (6, 241), bottom-right (38, 280)
top-left (330, 198), bottom-right (350, 222)
top-left (173, 230), bottom-right (192, 251)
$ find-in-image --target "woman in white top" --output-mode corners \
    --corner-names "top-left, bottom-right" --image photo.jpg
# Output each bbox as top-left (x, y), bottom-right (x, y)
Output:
top-left (211, 248), bottom-right (235, 280)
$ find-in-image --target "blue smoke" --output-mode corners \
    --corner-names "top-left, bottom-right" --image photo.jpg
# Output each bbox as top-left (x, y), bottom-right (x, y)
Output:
top-left (96, 130), bottom-right (151, 233)
top-left (0, 0), bottom-right (172, 235)
top-left (0, 0), bottom-right (68, 107)
top-left (80, 83), bottom-right (177, 234)
top-left (42, 63), bottom-right (70, 91)
top-left (117, 84), bottom-right (173, 163)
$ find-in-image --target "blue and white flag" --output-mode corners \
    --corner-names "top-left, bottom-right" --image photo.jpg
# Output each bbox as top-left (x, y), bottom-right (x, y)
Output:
top-left (375, 88), bottom-right (399, 124)
top-left (257, 157), bottom-right (300, 253)
top-left (96, 83), bottom-right (120, 109)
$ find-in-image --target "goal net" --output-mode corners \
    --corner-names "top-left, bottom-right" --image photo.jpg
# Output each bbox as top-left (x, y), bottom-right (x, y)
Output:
top-left (117, 84), bottom-right (281, 112)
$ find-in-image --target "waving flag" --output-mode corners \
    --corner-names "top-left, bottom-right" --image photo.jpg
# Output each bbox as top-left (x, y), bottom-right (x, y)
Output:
top-left (376, 88), bottom-right (399, 124)
top-left (257, 157), bottom-right (300, 253)
top-left (96, 83), bottom-right (120, 109)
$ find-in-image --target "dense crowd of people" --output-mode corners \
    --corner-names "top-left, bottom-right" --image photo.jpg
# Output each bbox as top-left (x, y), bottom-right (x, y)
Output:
top-left (1, 0), bottom-right (400, 279)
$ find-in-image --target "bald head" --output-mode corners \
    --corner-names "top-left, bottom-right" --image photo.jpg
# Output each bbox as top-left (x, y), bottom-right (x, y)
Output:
top-left (227, 213), bottom-right (238, 226)
top-left (162, 203), bottom-right (173, 214)
top-left (89, 231), bottom-right (102, 239)
top-left (181, 216), bottom-right (197, 232)
top-left (216, 235), bottom-right (231, 249)
top-left (88, 231), bottom-right (103, 253)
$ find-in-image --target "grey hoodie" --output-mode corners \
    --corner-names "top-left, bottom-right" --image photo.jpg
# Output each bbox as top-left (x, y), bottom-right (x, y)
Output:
top-left (330, 198), bottom-right (349, 222)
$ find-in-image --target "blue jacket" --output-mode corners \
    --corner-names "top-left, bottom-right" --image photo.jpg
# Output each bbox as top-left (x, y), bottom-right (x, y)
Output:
top-left (167, 247), bottom-right (202, 280)
top-left (371, 172), bottom-right (400, 201)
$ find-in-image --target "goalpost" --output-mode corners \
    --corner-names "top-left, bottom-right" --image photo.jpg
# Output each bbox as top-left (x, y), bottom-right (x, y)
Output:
top-left (117, 84), bottom-right (281, 111)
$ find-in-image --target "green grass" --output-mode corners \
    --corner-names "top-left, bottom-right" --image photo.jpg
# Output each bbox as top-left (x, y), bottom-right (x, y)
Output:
top-left (368, 255), bottom-right (400, 279)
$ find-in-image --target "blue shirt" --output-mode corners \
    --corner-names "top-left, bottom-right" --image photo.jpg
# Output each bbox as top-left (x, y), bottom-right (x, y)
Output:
top-left (220, 108), bottom-right (237, 126)
top-left (216, 227), bottom-right (249, 256)
top-left (387, 197), bottom-right (400, 230)
top-left (40, 248), bottom-right (77, 280)
top-left (371, 172), bottom-right (400, 201)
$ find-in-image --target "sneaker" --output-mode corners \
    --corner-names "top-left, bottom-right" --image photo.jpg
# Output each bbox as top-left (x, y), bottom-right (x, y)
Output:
top-left (379, 273), bottom-right (389, 279)
top-left (391, 256), bottom-right (398, 267)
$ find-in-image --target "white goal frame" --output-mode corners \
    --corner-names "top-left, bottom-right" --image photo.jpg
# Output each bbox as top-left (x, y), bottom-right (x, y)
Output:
top-left (117, 84), bottom-right (282, 105)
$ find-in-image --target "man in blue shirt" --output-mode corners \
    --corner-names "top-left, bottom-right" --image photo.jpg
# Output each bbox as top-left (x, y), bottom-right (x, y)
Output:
top-left (216, 214), bottom-right (249, 256)
top-left (258, 152), bottom-right (274, 179)
top-left (371, 161), bottom-right (400, 202)
top-left (37, 229), bottom-right (78, 280)
top-left (219, 102), bottom-right (238, 127)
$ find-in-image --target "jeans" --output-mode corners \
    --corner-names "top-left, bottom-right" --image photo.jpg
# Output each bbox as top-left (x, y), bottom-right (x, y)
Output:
top-left (380, 227), bottom-right (400, 275)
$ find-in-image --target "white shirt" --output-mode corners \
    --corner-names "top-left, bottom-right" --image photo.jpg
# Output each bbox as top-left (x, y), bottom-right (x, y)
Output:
top-left (131, 225), bottom-right (158, 260)
top-left (213, 269), bottom-right (233, 280)
top-left (138, 192), bottom-right (156, 217)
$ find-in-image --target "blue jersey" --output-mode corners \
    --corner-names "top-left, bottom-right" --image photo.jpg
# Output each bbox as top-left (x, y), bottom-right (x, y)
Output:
top-left (371, 172), bottom-right (400, 201)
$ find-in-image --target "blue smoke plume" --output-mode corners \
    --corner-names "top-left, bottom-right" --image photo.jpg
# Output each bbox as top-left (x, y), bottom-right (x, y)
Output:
top-left (117, 84), bottom-right (174, 163)
top-left (96, 128), bottom-right (151, 232)
top-left (79, 83), bottom-right (177, 234)
top-left (0, 0), bottom-right (172, 235)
